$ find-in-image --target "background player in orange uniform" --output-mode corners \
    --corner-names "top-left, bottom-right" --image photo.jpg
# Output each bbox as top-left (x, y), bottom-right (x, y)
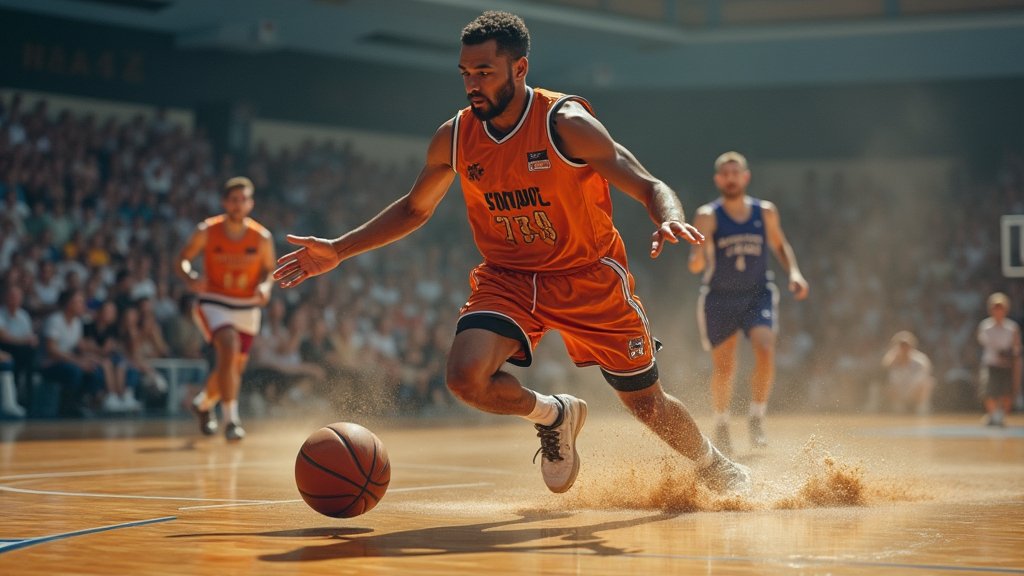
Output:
top-left (273, 11), bottom-right (750, 493)
top-left (177, 177), bottom-right (275, 441)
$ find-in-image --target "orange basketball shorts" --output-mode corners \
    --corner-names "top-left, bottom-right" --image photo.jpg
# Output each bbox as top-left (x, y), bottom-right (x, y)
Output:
top-left (457, 246), bottom-right (659, 390)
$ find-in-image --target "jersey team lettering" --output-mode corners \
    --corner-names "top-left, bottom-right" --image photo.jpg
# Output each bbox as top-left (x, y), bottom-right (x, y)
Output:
top-left (484, 187), bottom-right (552, 212)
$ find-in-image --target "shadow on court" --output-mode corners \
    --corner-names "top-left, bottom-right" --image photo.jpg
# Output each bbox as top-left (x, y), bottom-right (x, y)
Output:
top-left (169, 510), bottom-right (680, 561)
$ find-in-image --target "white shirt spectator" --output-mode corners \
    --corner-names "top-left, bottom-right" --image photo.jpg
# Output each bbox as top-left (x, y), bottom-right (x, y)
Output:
top-left (978, 318), bottom-right (1021, 369)
top-left (33, 276), bottom-right (63, 309)
top-left (130, 278), bottom-right (157, 301)
top-left (0, 232), bottom-right (19, 271)
top-left (44, 312), bottom-right (83, 358)
top-left (7, 120), bottom-right (26, 146)
top-left (887, 350), bottom-right (932, 390)
top-left (0, 306), bottom-right (33, 340)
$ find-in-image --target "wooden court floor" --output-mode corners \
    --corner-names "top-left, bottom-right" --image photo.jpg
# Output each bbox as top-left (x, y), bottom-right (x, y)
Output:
top-left (1, 411), bottom-right (1022, 575)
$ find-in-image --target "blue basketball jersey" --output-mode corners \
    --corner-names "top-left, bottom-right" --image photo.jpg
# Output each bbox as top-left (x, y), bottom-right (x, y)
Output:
top-left (707, 198), bottom-right (770, 292)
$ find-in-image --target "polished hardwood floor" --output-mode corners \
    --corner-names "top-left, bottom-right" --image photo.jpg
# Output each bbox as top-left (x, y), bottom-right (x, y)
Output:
top-left (1, 411), bottom-right (1022, 575)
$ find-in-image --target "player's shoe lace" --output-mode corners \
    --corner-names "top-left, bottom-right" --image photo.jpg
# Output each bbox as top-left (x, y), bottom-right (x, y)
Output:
top-left (533, 426), bottom-right (563, 463)
top-left (531, 394), bottom-right (586, 493)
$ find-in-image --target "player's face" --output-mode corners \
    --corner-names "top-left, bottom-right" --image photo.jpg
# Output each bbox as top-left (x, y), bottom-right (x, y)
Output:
top-left (714, 162), bottom-right (750, 198)
top-left (222, 187), bottom-right (254, 222)
top-left (990, 303), bottom-right (1007, 321)
top-left (459, 40), bottom-right (522, 121)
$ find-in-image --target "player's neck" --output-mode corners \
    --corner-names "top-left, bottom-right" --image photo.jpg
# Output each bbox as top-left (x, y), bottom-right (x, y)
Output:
top-left (720, 193), bottom-right (748, 207)
top-left (487, 85), bottom-right (530, 135)
top-left (223, 215), bottom-right (248, 229)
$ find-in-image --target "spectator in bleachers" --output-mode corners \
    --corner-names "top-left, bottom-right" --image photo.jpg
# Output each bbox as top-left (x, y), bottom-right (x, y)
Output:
top-left (117, 303), bottom-right (165, 408)
top-left (0, 349), bottom-right (24, 418)
top-left (81, 300), bottom-right (139, 412)
top-left (163, 294), bottom-right (204, 360)
top-left (40, 288), bottom-right (107, 416)
top-left (881, 331), bottom-right (935, 415)
top-left (29, 259), bottom-right (61, 317)
top-left (247, 300), bottom-right (324, 410)
top-left (0, 283), bottom-right (38, 400)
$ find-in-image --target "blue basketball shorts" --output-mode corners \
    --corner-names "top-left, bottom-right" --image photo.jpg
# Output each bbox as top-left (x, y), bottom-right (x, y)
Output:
top-left (697, 283), bottom-right (779, 351)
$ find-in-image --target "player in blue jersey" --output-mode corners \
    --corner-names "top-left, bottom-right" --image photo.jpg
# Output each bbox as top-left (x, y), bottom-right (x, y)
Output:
top-left (688, 152), bottom-right (809, 454)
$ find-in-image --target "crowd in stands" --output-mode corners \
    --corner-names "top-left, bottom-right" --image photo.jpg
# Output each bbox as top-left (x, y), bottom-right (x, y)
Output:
top-left (0, 92), bottom-right (470, 419)
top-left (0, 90), bottom-right (1020, 419)
top-left (766, 156), bottom-right (1024, 412)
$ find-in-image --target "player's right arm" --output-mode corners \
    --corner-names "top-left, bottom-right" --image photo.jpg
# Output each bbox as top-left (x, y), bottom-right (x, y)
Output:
top-left (687, 204), bottom-right (716, 275)
top-left (177, 224), bottom-right (209, 293)
top-left (274, 121), bottom-right (457, 288)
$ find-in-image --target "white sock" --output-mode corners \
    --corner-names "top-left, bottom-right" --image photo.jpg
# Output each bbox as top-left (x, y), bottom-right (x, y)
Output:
top-left (695, 435), bottom-right (716, 468)
top-left (523, 392), bottom-right (560, 427)
top-left (1, 371), bottom-right (24, 414)
top-left (750, 402), bottom-right (768, 419)
top-left (225, 400), bottom-right (240, 424)
top-left (713, 411), bottom-right (730, 426)
top-left (193, 390), bottom-right (207, 407)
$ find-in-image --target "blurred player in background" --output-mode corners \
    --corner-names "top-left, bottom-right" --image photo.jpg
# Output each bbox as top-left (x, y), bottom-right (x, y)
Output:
top-left (689, 152), bottom-right (808, 454)
top-left (274, 11), bottom-right (751, 494)
top-left (882, 331), bottom-right (935, 415)
top-left (177, 177), bottom-right (275, 442)
top-left (977, 292), bottom-right (1021, 427)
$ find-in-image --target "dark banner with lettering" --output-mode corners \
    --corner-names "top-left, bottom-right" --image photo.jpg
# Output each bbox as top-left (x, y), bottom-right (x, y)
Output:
top-left (0, 8), bottom-right (456, 135)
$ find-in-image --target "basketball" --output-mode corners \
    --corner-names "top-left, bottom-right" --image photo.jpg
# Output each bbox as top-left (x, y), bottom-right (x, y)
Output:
top-left (294, 422), bottom-right (391, 518)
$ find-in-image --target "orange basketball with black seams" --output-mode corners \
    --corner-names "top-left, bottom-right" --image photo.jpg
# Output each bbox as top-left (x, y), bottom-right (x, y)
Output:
top-left (294, 422), bottom-right (391, 518)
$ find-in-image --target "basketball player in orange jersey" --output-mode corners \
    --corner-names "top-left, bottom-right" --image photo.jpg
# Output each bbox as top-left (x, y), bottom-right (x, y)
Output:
top-left (177, 177), bottom-right (275, 442)
top-left (274, 12), bottom-right (750, 493)
top-left (689, 152), bottom-right (809, 454)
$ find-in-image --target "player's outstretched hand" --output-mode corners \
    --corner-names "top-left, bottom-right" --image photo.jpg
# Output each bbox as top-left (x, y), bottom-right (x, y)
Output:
top-left (650, 220), bottom-right (704, 258)
top-left (274, 235), bottom-right (342, 288)
top-left (790, 273), bottom-right (810, 301)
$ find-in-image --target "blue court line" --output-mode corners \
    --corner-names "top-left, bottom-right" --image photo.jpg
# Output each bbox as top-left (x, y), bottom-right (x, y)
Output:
top-left (0, 516), bottom-right (176, 555)
top-left (538, 550), bottom-right (1024, 574)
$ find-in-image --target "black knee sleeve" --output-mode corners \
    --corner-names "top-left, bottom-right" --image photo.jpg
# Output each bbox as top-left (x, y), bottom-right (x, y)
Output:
top-left (601, 362), bottom-right (659, 392)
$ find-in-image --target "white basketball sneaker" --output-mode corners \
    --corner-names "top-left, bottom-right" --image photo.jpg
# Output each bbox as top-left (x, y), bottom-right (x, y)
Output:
top-left (698, 445), bottom-right (753, 495)
top-left (533, 394), bottom-right (587, 493)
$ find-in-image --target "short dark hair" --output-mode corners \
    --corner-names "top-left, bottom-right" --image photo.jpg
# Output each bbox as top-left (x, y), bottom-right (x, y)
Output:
top-left (223, 176), bottom-right (254, 198)
top-left (461, 11), bottom-right (530, 60)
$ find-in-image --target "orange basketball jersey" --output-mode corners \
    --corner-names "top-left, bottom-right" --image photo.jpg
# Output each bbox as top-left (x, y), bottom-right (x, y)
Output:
top-left (202, 215), bottom-right (269, 301)
top-left (452, 87), bottom-right (619, 272)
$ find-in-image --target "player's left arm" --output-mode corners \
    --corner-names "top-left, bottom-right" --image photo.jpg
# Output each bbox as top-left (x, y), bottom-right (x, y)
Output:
top-left (255, 230), bottom-right (276, 307)
top-left (762, 201), bottom-right (809, 300)
top-left (551, 100), bottom-right (703, 258)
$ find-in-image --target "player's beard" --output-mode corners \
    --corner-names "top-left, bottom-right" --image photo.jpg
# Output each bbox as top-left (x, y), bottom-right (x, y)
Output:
top-left (468, 74), bottom-right (516, 121)
top-left (719, 184), bottom-right (745, 199)
top-left (225, 208), bottom-right (249, 224)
